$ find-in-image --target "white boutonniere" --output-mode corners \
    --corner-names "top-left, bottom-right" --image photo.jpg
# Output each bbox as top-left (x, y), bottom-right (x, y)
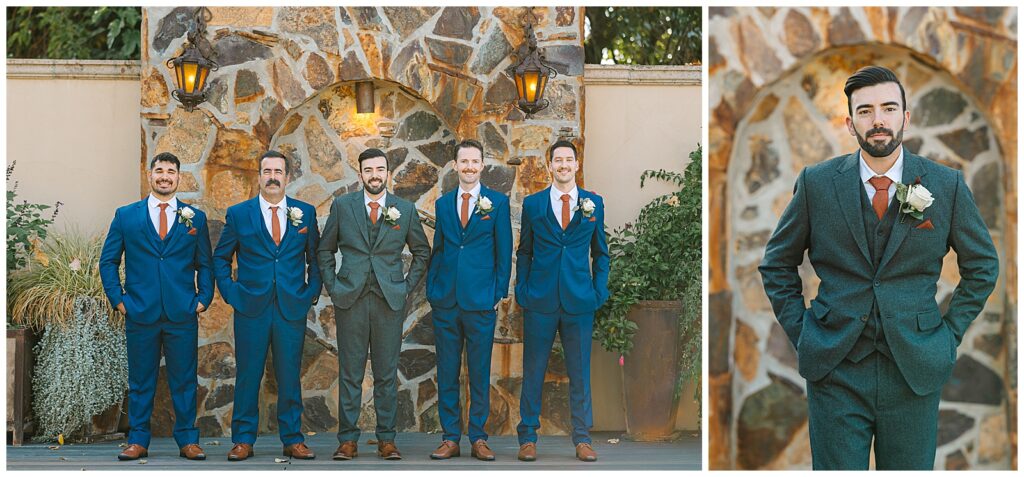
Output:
top-left (287, 206), bottom-right (303, 227)
top-left (176, 206), bottom-right (195, 228)
top-left (895, 177), bottom-right (933, 222)
top-left (575, 197), bottom-right (596, 218)
top-left (475, 196), bottom-right (493, 216)
top-left (384, 206), bottom-right (401, 227)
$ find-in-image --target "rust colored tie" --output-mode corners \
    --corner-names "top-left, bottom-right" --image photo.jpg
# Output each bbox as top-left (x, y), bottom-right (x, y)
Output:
top-left (369, 201), bottom-right (379, 225)
top-left (560, 194), bottom-right (571, 230)
top-left (868, 176), bottom-right (893, 220)
top-left (270, 206), bottom-right (281, 245)
top-left (461, 192), bottom-right (471, 228)
top-left (158, 203), bottom-right (169, 240)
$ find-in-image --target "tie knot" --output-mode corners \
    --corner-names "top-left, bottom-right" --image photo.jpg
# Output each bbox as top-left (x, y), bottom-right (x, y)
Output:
top-left (868, 176), bottom-right (893, 191)
top-left (158, 203), bottom-right (169, 211)
top-left (560, 194), bottom-right (571, 203)
top-left (369, 201), bottom-right (380, 210)
top-left (462, 193), bottom-right (472, 200)
top-left (270, 206), bottom-right (278, 213)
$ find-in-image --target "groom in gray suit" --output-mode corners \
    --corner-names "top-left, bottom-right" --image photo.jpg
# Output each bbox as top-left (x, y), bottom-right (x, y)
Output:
top-left (318, 148), bottom-right (430, 461)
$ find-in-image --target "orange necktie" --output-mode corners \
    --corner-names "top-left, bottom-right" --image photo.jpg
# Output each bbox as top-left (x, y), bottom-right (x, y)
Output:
top-left (158, 203), bottom-right (169, 239)
top-left (868, 176), bottom-right (893, 220)
top-left (461, 192), bottom-right (471, 228)
top-left (369, 201), bottom-right (380, 225)
top-left (560, 194), bottom-right (570, 230)
top-left (270, 206), bottom-right (281, 245)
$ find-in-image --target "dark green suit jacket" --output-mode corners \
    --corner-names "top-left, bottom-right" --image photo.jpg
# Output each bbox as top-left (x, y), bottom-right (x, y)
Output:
top-left (759, 151), bottom-right (998, 396)
top-left (317, 190), bottom-right (431, 312)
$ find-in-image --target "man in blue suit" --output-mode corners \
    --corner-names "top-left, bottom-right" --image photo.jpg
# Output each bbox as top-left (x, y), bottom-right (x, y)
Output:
top-left (100, 152), bottom-right (213, 461)
top-left (425, 139), bottom-right (512, 461)
top-left (515, 140), bottom-right (609, 462)
top-left (214, 151), bottom-right (321, 461)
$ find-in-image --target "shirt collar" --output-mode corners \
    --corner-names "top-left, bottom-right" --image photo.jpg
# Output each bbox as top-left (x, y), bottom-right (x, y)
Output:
top-left (364, 190), bottom-right (388, 206)
top-left (859, 146), bottom-right (904, 185)
top-left (458, 182), bottom-right (481, 198)
top-left (258, 194), bottom-right (287, 211)
top-left (550, 185), bottom-right (578, 202)
top-left (148, 194), bottom-right (177, 210)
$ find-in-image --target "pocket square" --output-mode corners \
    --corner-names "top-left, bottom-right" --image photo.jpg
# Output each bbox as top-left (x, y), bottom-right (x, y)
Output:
top-left (392, 225), bottom-right (401, 230)
top-left (481, 215), bottom-right (491, 221)
top-left (188, 228), bottom-right (198, 236)
top-left (916, 219), bottom-right (934, 230)
top-left (298, 226), bottom-right (308, 234)
top-left (588, 217), bottom-right (596, 222)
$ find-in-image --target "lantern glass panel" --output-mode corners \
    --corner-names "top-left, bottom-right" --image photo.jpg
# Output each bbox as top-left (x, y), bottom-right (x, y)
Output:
top-left (195, 65), bottom-right (209, 92)
top-left (182, 62), bottom-right (199, 93)
top-left (524, 70), bottom-right (540, 102)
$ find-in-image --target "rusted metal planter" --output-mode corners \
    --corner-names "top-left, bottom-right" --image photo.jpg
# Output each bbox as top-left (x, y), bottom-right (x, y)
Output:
top-left (7, 327), bottom-right (38, 445)
top-left (621, 300), bottom-right (683, 441)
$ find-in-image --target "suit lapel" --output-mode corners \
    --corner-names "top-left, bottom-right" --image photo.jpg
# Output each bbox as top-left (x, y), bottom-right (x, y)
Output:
top-left (541, 187), bottom-right (562, 238)
top-left (833, 154), bottom-right (872, 266)
top-left (372, 193), bottom-right (397, 250)
top-left (445, 190), bottom-right (462, 242)
top-left (162, 200), bottom-right (187, 252)
top-left (464, 186), bottom-right (488, 238)
top-left (137, 199), bottom-right (162, 251)
top-left (565, 189), bottom-right (586, 235)
top-left (248, 197), bottom-right (276, 253)
top-left (348, 193), bottom-right (371, 247)
top-left (278, 199), bottom-right (298, 252)
top-left (877, 153), bottom-right (928, 272)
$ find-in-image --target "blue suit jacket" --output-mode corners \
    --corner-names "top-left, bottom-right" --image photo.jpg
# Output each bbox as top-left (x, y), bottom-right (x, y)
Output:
top-left (515, 187), bottom-right (610, 315)
top-left (99, 198), bottom-right (214, 324)
top-left (426, 185), bottom-right (513, 311)
top-left (213, 196), bottom-right (321, 320)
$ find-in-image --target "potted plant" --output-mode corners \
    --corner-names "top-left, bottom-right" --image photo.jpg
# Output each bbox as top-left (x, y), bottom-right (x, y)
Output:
top-left (6, 162), bottom-right (60, 445)
top-left (7, 229), bottom-right (129, 443)
top-left (594, 145), bottom-right (701, 441)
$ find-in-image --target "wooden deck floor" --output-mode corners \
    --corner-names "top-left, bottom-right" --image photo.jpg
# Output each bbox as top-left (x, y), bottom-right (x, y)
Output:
top-left (7, 431), bottom-right (701, 471)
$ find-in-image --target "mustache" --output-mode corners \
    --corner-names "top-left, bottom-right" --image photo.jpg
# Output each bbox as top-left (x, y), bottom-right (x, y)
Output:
top-left (265, 178), bottom-right (281, 187)
top-left (865, 127), bottom-right (894, 138)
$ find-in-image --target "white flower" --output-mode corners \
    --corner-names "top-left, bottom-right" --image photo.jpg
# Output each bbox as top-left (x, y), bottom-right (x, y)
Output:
top-left (905, 184), bottom-right (934, 212)
top-left (385, 206), bottom-right (401, 223)
top-left (287, 206), bottom-right (303, 226)
top-left (476, 196), bottom-right (493, 215)
top-left (576, 197), bottom-right (596, 217)
top-left (179, 207), bottom-right (195, 220)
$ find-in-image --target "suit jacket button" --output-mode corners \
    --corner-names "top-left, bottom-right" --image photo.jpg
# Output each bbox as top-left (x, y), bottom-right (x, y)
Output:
top-left (873, 281), bottom-right (880, 287)
top-left (460, 245), bottom-right (464, 249)
top-left (861, 316), bottom-right (868, 322)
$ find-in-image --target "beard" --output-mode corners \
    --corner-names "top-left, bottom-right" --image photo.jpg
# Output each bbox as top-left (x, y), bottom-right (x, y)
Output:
top-left (152, 179), bottom-right (177, 194)
top-left (855, 125), bottom-right (904, 158)
top-left (363, 178), bottom-right (385, 195)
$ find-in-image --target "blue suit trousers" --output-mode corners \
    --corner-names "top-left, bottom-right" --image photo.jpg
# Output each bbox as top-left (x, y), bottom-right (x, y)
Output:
top-left (433, 305), bottom-right (496, 443)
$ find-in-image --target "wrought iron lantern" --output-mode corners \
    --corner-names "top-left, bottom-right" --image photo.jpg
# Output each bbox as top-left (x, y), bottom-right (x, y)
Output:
top-left (508, 12), bottom-right (557, 118)
top-left (166, 7), bottom-right (218, 112)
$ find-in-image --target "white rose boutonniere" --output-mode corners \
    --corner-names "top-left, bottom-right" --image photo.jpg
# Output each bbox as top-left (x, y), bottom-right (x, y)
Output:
top-left (384, 206), bottom-right (402, 227)
top-left (895, 177), bottom-right (934, 221)
top-left (287, 206), bottom-right (303, 227)
top-left (475, 196), bottom-right (493, 216)
top-left (176, 206), bottom-right (195, 228)
top-left (575, 197), bottom-right (596, 218)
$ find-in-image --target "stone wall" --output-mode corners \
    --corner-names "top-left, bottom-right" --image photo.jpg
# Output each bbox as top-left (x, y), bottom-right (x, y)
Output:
top-left (140, 7), bottom-right (585, 439)
top-left (708, 7), bottom-right (1017, 470)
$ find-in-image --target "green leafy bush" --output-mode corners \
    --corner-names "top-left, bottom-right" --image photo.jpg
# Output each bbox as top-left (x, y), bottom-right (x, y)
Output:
top-left (7, 6), bottom-right (141, 60)
top-left (6, 162), bottom-right (61, 276)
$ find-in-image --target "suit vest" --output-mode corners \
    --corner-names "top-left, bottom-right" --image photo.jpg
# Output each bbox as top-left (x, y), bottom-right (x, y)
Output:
top-left (847, 188), bottom-right (899, 362)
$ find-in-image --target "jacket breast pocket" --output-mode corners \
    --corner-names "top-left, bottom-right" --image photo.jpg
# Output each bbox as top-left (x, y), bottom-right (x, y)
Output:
top-left (391, 271), bottom-right (405, 282)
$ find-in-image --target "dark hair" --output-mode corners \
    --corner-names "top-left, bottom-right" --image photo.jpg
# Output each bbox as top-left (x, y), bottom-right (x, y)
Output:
top-left (260, 150), bottom-right (290, 176)
top-left (547, 140), bottom-right (577, 162)
top-left (150, 152), bottom-right (180, 170)
top-left (358, 148), bottom-right (389, 171)
top-left (453, 139), bottom-right (484, 162)
top-left (843, 65), bottom-right (907, 116)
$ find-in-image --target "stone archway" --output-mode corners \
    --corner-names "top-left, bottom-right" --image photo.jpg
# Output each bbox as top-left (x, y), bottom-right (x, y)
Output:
top-left (708, 7), bottom-right (1016, 470)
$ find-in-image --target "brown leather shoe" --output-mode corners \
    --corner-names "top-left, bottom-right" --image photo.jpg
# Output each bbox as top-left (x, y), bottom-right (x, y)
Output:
top-left (118, 444), bottom-right (148, 461)
top-left (284, 442), bottom-right (315, 459)
top-left (471, 440), bottom-right (496, 461)
top-left (227, 443), bottom-right (254, 461)
top-left (429, 440), bottom-right (460, 459)
top-left (332, 441), bottom-right (358, 460)
top-left (517, 442), bottom-right (537, 462)
top-left (377, 440), bottom-right (402, 460)
top-left (575, 442), bottom-right (597, 462)
top-left (179, 443), bottom-right (207, 460)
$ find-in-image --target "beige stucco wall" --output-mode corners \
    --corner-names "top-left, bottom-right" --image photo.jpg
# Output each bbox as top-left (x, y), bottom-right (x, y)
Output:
top-left (6, 60), bottom-right (142, 236)
top-left (582, 65), bottom-right (702, 431)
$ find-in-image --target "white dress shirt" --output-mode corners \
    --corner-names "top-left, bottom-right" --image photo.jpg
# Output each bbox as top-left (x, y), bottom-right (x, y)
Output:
top-left (147, 194), bottom-right (178, 235)
top-left (258, 194), bottom-right (288, 239)
top-left (858, 146), bottom-right (904, 206)
top-left (364, 191), bottom-right (388, 221)
top-left (456, 182), bottom-right (481, 219)
top-left (549, 185), bottom-right (579, 228)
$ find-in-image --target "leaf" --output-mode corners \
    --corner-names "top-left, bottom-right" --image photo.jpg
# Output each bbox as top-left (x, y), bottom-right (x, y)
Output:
top-left (275, 458), bottom-right (289, 463)
top-left (58, 434), bottom-right (64, 445)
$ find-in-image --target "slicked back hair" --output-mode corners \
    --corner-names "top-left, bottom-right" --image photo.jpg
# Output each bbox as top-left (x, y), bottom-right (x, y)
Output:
top-left (844, 65), bottom-right (907, 116)
top-left (260, 150), bottom-right (290, 176)
top-left (358, 148), bottom-right (390, 171)
top-left (453, 139), bottom-right (484, 162)
top-left (547, 140), bottom-right (577, 162)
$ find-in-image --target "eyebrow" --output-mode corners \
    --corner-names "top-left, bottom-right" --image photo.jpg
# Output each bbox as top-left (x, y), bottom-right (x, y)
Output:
top-left (855, 101), bottom-right (901, 111)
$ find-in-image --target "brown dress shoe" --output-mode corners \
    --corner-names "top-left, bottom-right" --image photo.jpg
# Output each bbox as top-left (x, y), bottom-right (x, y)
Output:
top-left (575, 442), bottom-right (598, 462)
top-left (332, 441), bottom-right (358, 460)
top-left (118, 444), bottom-right (148, 461)
top-left (429, 440), bottom-right (460, 459)
top-left (517, 442), bottom-right (537, 462)
top-left (179, 443), bottom-right (207, 460)
top-left (377, 441), bottom-right (402, 460)
top-left (227, 443), bottom-right (254, 461)
top-left (284, 442), bottom-right (315, 459)
top-left (471, 440), bottom-right (496, 461)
